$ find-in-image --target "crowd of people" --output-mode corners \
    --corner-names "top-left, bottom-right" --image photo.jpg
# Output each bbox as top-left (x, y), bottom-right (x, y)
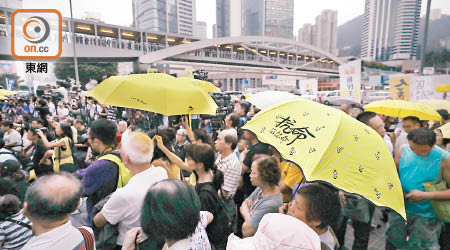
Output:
top-left (0, 83), bottom-right (449, 250)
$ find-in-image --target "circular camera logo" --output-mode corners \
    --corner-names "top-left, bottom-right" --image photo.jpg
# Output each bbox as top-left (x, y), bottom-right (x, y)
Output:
top-left (22, 16), bottom-right (50, 44)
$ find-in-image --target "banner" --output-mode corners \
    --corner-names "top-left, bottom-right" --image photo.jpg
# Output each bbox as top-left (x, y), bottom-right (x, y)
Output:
top-left (389, 76), bottom-right (410, 101)
top-left (339, 59), bottom-right (361, 101)
top-left (298, 78), bottom-right (318, 96)
top-left (6, 78), bottom-right (15, 91)
top-left (410, 75), bottom-right (450, 101)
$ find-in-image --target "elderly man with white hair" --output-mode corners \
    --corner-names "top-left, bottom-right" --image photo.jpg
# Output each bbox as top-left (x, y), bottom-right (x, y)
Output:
top-left (93, 131), bottom-right (168, 248)
top-left (215, 129), bottom-right (241, 199)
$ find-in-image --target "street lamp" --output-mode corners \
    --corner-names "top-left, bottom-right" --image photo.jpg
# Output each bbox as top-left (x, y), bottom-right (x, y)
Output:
top-left (69, 0), bottom-right (80, 86)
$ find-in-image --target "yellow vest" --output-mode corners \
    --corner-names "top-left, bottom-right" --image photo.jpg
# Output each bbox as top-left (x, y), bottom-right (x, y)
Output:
top-left (98, 153), bottom-right (132, 188)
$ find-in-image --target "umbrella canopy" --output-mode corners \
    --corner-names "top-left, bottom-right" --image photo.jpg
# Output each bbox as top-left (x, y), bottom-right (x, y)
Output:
top-left (332, 97), bottom-right (361, 106)
top-left (87, 73), bottom-right (218, 116)
top-left (178, 77), bottom-right (221, 93)
top-left (246, 91), bottom-right (301, 110)
top-left (364, 100), bottom-right (442, 121)
top-left (439, 122), bottom-right (450, 139)
top-left (0, 90), bottom-right (17, 96)
top-left (418, 99), bottom-right (450, 113)
top-left (242, 99), bottom-right (406, 219)
top-left (436, 84), bottom-right (450, 93)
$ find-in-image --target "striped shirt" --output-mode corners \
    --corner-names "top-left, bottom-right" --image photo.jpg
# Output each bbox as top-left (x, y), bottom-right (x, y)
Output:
top-left (0, 212), bottom-right (33, 250)
top-left (107, 106), bottom-right (118, 123)
top-left (215, 152), bottom-right (242, 198)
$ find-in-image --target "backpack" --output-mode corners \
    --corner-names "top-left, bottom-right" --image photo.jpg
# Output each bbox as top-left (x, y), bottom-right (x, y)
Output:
top-left (198, 184), bottom-right (233, 244)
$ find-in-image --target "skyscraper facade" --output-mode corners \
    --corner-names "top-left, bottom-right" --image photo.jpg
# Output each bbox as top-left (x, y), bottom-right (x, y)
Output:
top-left (297, 10), bottom-right (338, 55)
top-left (216, 0), bottom-right (242, 37)
top-left (217, 0), bottom-right (294, 39)
top-left (195, 21), bottom-right (207, 38)
top-left (263, 0), bottom-right (294, 39)
top-left (360, 0), bottom-right (421, 61)
top-left (390, 0), bottom-right (421, 60)
top-left (133, 0), bottom-right (196, 37)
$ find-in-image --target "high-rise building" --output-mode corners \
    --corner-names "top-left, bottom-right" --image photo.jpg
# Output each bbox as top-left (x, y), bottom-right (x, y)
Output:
top-left (262, 0), bottom-right (294, 39)
top-left (360, 0), bottom-right (421, 61)
top-left (298, 23), bottom-right (313, 44)
top-left (212, 24), bottom-right (218, 38)
top-left (430, 9), bottom-right (442, 21)
top-left (315, 10), bottom-right (338, 55)
top-left (217, 0), bottom-right (294, 39)
top-left (133, 0), bottom-right (196, 37)
top-left (216, 0), bottom-right (242, 37)
top-left (0, 0), bottom-right (22, 9)
top-left (297, 10), bottom-right (338, 55)
top-left (195, 21), bottom-right (207, 38)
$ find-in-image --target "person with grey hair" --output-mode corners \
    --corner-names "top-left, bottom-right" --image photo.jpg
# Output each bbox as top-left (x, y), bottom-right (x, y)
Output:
top-left (21, 173), bottom-right (94, 250)
top-left (214, 129), bottom-right (241, 199)
top-left (173, 128), bottom-right (189, 161)
top-left (93, 131), bottom-right (168, 248)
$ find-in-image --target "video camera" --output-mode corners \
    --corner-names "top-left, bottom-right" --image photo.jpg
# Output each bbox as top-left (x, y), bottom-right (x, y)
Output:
top-left (201, 93), bottom-right (233, 133)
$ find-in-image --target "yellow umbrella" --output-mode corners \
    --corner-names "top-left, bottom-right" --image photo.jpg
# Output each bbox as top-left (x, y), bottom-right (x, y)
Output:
top-left (178, 77), bottom-right (221, 93)
top-left (242, 99), bottom-right (406, 219)
top-left (436, 84), bottom-right (450, 92)
top-left (0, 96), bottom-right (7, 100)
top-left (438, 123), bottom-right (450, 139)
top-left (364, 100), bottom-right (442, 121)
top-left (418, 99), bottom-right (450, 112)
top-left (88, 73), bottom-right (218, 116)
top-left (0, 90), bottom-right (17, 96)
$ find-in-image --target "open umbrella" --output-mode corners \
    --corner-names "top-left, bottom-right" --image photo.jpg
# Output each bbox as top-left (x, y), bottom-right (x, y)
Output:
top-left (364, 100), bottom-right (442, 121)
top-left (178, 77), bottom-right (221, 93)
top-left (242, 99), bottom-right (406, 219)
top-left (418, 99), bottom-right (450, 113)
top-left (0, 90), bottom-right (17, 96)
top-left (246, 91), bottom-right (301, 110)
top-left (436, 84), bottom-right (450, 92)
top-left (87, 73), bottom-right (218, 116)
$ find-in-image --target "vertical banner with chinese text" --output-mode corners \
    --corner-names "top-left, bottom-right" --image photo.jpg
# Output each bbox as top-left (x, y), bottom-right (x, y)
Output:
top-left (339, 59), bottom-right (361, 101)
top-left (389, 76), bottom-right (410, 101)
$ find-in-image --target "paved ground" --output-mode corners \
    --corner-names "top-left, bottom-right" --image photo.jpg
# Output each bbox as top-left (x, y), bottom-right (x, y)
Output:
top-left (342, 207), bottom-right (387, 250)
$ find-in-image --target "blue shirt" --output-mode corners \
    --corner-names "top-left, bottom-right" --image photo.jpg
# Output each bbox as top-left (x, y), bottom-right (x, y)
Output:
top-left (78, 159), bottom-right (118, 222)
top-left (399, 145), bottom-right (448, 217)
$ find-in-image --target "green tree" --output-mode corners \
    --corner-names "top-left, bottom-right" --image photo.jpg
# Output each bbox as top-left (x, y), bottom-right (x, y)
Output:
top-left (425, 49), bottom-right (450, 68)
top-left (54, 62), bottom-right (118, 86)
top-left (0, 73), bottom-right (24, 89)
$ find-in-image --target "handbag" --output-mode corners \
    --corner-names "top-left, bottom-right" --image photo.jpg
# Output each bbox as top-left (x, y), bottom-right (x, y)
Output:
top-left (423, 168), bottom-right (450, 223)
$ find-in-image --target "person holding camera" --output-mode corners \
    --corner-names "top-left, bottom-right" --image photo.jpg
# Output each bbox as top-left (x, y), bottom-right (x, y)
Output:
top-left (36, 122), bottom-right (76, 173)
top-left (26, 127), bottom-right (53, 179)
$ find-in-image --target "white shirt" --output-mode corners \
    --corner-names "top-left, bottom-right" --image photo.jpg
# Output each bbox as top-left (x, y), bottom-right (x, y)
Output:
top-left (384, 134), bottom-right (393, 155)
top-left (57, 87), bottom-right (68, 102)
top-left (162, 212), bottom-right (211, 250)
top-left (319, 227), bottom-right (337, 250)
top-left (48, 102), bottom-right (56, 115)
top-left (101, 166), bottom-right (168, 245)
top-left (3, 129), bottom-right (22, 152)
top-left (0, 148), bottom-right (18, 163)
top-left (21, 221), bottom-right (94, 250)
top-left (215, 152), bottom-right (242, 198)
top-left (57, 107), bottom-right (69, 117)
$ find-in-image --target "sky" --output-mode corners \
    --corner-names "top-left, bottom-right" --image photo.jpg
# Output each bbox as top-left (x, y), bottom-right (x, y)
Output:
top-left (23, 0), bottom-right (450, 38)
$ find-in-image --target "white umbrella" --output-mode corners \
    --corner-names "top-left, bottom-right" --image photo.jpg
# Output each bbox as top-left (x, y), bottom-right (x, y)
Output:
top-left (246, 91), bottom-right (301, 109)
